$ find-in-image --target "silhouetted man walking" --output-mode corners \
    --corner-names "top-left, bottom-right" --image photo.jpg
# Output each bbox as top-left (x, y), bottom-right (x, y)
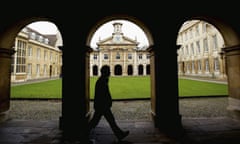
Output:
top-left (88, 65), bottom-right (129, 141)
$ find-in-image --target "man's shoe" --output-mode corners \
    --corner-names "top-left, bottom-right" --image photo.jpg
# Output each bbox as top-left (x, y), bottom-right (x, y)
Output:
top-left (88, 139), bottom-right (95, 144)
top-left (117, 130), bottom-right (129, 141)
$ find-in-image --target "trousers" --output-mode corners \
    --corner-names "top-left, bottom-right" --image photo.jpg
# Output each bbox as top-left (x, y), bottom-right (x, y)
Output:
top-left (88, 108), bottom-right (123, 136)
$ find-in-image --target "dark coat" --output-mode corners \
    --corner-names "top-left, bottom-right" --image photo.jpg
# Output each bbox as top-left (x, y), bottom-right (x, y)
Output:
top-left (94, 76), bottom-right (112, 111)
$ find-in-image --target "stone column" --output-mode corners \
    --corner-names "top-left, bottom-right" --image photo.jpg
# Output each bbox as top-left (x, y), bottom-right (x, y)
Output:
top-left (219, 51), bottom-right (227, 79)
top-left (123, 48), bottom-right (126, 76)
top-left (109, 49), bottom-right (113, 76)
top-left (85, 47), bottom-right (92, 113)
top-left (98, 49), bottom-right (102, 76)
top-left (143, 64), bottom-right (146, 76)
top-left (148, 44), bottom-right (183, 138)
top-left (134, 51), bottom-right (137, 75)
top-left (222, 45), bottom-right (240, 119)
top-left (0, 48), bottom-right (15, 122)
top-left (59, 45), bottom-right (90, 142)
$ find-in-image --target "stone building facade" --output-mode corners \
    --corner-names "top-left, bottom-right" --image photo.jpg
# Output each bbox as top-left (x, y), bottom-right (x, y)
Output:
top-left (177, 20), bottom-right (227, 80)
top-left (11, 27), bottom-right (62, 82)
top-left (90, 22), bottom-right (150, 76)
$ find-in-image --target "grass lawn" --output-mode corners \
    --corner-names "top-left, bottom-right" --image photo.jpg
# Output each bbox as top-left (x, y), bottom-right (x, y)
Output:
top-left (90, 76), bottom-right (150, 99)
top-left (11, 79), bottom-right (62, 99)
top-left (10, 76), bottom-right (228, 99)
top-left (178, 78), bottom-right (228, 97)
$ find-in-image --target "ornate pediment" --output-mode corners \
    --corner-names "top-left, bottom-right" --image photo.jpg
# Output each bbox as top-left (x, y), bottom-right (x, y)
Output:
top-left (97, 35), bottom-right (139, 46)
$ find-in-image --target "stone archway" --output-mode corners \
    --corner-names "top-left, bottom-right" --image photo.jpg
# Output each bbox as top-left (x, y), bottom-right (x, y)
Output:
top-left (0, 17), bottom-right (62, 119)
top-left (177, 16), bottom-right (240, 120)
top-left (127, 65), bottom-right (133, 75)
top-left (138, 64), bottom-right (144, 75)
top-left (3, 6), bottom-right (240, 143)
top-left (114, 64), bottom-right (122, 75)
top-left (146, 64), bottom-right (150, 75)
top-left (85, 16), bottom-right (155, 114)
top-left (92, 65), bottom-right (98, 76)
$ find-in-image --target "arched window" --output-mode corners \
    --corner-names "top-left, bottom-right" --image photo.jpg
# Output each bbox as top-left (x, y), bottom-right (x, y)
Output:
top-left (114, 65), bottom-right (122, 75)
top-left (138, 64), bottom-right (143, 75)
top-left (93, 65), bottom-right (98, 76)
top-left (127, 65), bottom-right (133, 75)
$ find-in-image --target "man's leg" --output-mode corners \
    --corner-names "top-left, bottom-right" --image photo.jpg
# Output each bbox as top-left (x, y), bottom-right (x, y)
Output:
top-left (89, 111), bottom-right (102, 130)
top-left (87, 111), bottom-right (103, 144)
top-left (104, 109), bottom-right (129, 141)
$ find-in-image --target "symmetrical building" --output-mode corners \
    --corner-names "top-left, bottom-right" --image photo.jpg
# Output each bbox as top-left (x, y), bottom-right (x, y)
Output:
top-left (177, 20), bottom-right (227, 80)
top-left (11, 26), bottom-right (63, 83)
top-left (89, 22), bottom-right (150, 76)
top-left (11, 20), bottom-right (228, 82)
top-left (11, 21), bottom-right (151, 83)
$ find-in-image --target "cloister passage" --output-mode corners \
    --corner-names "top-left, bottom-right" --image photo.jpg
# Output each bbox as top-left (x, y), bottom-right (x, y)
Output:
top-left (1, 3), bottom-right (240, 143)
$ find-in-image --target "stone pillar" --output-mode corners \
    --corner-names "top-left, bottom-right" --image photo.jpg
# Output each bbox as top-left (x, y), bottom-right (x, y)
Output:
top-left (85, 47), bottom-right (92, 113)
top-left (110, 49), bottom-right (113, 76)
top-left (134, 51), bottom-right (137, 75)
top-left (219, 51), bottom-right (227, 79)
top-left (98, 49), bottom-right (102, 76)
top-left (222, 45), bottom-right (240, 120)
top-left (59, 45), bottom-right (90, 142)
top-left (0, 48), bottom-right (15, 122)
top-left (148, 44), bottom-right (183, 138)
top-left (143, 64), bottom-right (146, 76)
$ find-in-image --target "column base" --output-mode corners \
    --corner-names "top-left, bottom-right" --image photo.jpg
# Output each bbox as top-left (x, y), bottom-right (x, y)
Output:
top-left (0, 111), bottom-right (9, 123)
top-left (151, 111), bottom-right (184, 138)
top-left (59, 115), bottom-right (91, 142)
top-left (227, 97), bottom-right (240, 120)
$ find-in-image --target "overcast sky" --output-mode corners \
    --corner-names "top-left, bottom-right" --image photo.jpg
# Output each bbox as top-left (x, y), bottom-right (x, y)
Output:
top-left (27, 20), bottom-right (149, 49)
top-left (27, 21), bottom-right (58, 34)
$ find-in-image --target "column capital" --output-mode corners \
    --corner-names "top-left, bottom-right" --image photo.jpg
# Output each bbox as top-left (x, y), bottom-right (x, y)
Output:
top-left (58, 46), bottom-right (63, 51)
top-left (146, 46), bottom-right (154, 52)
top-left (222, 45), bottom-right (240, 56)
top-left (0, 48), bottom-right (15, 58)
top-left (86, 47), bottom-right (94, 53)
top-left (176, 44), bottom-right (182, 50)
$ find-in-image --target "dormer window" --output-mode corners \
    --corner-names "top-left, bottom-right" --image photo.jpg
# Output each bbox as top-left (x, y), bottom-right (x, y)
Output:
top-left (38, 35), bottom-right (43, 42)
top-left (22, 28), bottom-right (28, 33)
top-left (44, 38), bottom-right (49, 44)
top-left (30, 32), bottom-right (36, 40)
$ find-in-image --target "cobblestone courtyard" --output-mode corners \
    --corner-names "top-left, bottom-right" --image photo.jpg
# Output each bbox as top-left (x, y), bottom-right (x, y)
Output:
top-left (8, 97), bottom-right (228, 121)
top-left (3, 97), bottom-right (240, 144)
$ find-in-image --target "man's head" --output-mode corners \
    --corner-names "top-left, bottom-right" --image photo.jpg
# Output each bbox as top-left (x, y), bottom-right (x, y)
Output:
top-left (100, 65), bottom-right (110, 77)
